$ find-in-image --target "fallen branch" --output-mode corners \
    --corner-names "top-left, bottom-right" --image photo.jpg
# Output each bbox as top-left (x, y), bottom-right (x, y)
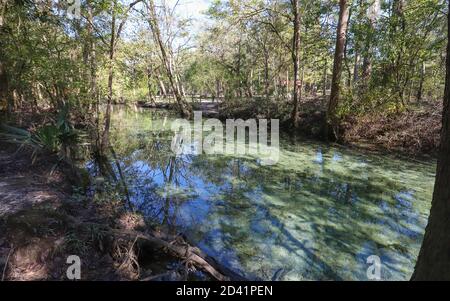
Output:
top-left (69, 219), bottom-right (247, 281)
top-left (113, 229), bottom-right (230, 281)
top-left (1, 245), bottom-right (13, 281)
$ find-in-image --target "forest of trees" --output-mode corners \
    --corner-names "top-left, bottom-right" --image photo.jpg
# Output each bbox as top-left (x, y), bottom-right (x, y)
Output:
top-left (0, 0), bottom-right (450, 282)
top-left (0, 1), bottom-right (446, 133)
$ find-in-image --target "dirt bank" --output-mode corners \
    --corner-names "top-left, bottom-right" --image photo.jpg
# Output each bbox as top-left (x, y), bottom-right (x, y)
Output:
top-left (0, 145), bottom-right (128, 280)
top-left (0, 144), bottom-right (243, 281)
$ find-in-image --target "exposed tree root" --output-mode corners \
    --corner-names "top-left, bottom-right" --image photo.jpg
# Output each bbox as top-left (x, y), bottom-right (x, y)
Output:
top-left (68, 218), bottom-right (246, 281)
top-left (111, 229), bottom-right (234, 281)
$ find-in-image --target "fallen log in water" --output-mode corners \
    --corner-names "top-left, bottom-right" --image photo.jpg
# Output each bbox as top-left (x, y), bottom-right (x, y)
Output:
top-left (68, 216), bottom-right (247, 281)
top-left (112, 229), bottom-right (230, 281)
top-left (141, 230), bottom-right (249, 281)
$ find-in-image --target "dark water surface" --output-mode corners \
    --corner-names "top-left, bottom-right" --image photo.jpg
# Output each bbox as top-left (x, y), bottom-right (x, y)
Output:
top-left (89, 106), bottom-right (435, 281)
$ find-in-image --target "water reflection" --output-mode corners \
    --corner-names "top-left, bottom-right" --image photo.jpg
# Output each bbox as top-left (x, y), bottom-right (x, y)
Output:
top-left (89, 107), bottom-right (435, 281)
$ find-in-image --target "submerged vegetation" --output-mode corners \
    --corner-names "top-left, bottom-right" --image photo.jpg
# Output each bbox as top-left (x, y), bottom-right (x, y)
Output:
top-left (0, 0), bottom-right (449, 281)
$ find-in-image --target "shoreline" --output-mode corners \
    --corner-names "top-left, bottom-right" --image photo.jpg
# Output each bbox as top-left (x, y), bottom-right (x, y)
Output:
top-left (0, 105), bottom-right (437, 280)
top-left (0, 144), bottom-right (242, 281)
top-left (133, 102), bottom-right (439, 162)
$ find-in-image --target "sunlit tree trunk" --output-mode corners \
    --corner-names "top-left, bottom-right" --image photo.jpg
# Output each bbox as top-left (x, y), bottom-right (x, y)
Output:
top-left (327, 0), bottom-right (351, 141)
top-left (412, 1), bottom-right (450, 280)
top-left (156, 69), bottom-right (167, 97)
top-left (147, 0), bottom-right (191, 118)
top-left (290, 0), bottom-right (301, 128)
top-left (0, 0), bottom-right (5, 26)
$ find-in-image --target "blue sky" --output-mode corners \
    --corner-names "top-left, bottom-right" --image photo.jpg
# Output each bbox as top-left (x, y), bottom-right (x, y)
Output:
top-left (166, 0), bottom-right (212, 32)
top-left (123, 0), bottom-right (213, 44)
top-left (166, 0), bottom-right (211, 21)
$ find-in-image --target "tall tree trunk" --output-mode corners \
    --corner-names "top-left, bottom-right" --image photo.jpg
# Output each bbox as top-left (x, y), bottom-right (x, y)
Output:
top-left (86, 4), bottom-right (101, 151)
top-left (361, 55), bottom-right (372, 85)
top-left (87, 5), bottom-right (97, 108)
top-left (264, 52), bottom-right (269, 100)
top-left (215, 78), bottom-right (221, 99)
top-left (158, 78), bottom-right (167, 97)
top-left (323, 60), bottom-right (327, 97)
top-left (299, 67), bottom-right (305, 100)
top-left (0, 0), bottom-right (8, 113)
top-left (286, 70), bottom-right (290, 97)
top-left (82, 3), bottom-right (97, 112)
top-left (147, 66), bottom-right (156, 104)
top-left (353, 51), bottom-right (360, 85)
top-left (178, 75), bottom-right (186, 97)
top-left (171, 56), bottom-right (186, 98)
top-left (101, 0), bottom-right (142, 151)
top-left (236, 40), bottom-right (243, 98)
top-left (343, 7), bottom-right (353, 88)
top-left (0, 0), bottom-right (5, 27)
top-left (417, 62), bottom-right (425, 102)
top-left (101, 1), bottom-right (117, 152)
top-left (290, 0), bottom-right (301, 128)
top-left (327, 0), bottom-right (351, 141)
top-left (147, 0), bottom-right (191, 118)
top-left (391, 0), bottom-right (407, 107)
top-left (352, 0), bottom-right (363, 88)
top-left (0, 61), bottom-right (7, 112)
top-left (249, 68), bottom-right (254, 97)
top-left (361, 0), bottom-right (379, 92)
top-left (412, 1), bottom-right (450, 280)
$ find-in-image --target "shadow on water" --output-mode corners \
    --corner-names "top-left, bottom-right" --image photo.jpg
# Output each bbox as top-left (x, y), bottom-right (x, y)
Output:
top-left (85, 106), bottom-right (435, 281)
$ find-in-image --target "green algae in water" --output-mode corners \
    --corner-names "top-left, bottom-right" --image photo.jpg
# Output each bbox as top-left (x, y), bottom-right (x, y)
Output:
top-left (90, 106), bottom-right (435, 281)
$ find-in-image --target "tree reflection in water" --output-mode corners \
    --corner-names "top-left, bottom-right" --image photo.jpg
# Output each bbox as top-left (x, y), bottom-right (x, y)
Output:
top-left (86, 106), bottom-right (436, 281)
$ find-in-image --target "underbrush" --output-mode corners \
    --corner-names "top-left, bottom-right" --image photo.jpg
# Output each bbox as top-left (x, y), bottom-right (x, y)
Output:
top-left (342, 102), bottom-right (441, 156)
top-left (218, 96), bottom-right (328, 137)
top-left (217, 96), bottom-right (441, 156)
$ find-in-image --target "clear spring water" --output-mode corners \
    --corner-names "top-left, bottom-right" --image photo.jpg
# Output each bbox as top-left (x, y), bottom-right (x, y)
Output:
top-left (91, 106), bottom-right (436, 281)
